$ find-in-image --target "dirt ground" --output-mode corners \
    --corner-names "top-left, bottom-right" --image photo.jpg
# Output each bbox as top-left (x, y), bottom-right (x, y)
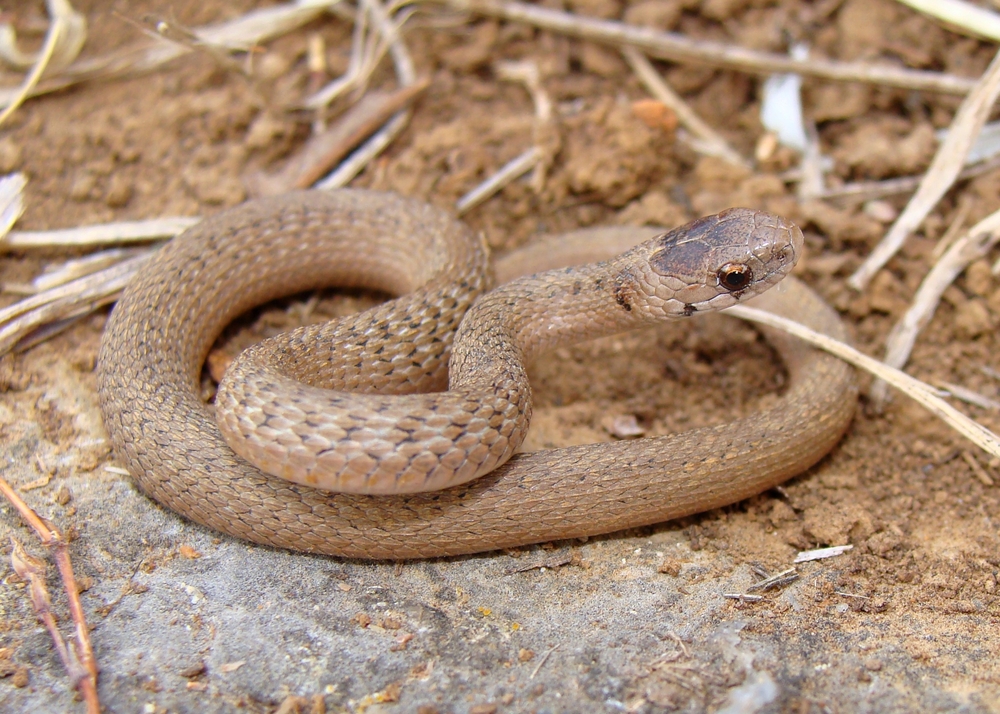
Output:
top-left (1, 0), bottom-right (999, 712)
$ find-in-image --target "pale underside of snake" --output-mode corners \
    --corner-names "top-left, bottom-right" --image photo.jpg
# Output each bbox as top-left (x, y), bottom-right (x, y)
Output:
top-left (97, 190), bottom-right (857, 560)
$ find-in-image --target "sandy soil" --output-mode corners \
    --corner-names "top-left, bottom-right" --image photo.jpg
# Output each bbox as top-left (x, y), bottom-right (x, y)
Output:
top-left (1, 0), bottom-right (999, 712)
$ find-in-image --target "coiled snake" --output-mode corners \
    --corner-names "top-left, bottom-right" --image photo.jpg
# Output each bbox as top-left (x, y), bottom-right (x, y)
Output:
top-left (97, 190), bottom-right (856, 559)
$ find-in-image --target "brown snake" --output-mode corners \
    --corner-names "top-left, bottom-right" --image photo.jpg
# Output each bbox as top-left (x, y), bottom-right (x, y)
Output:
top-left (97, 190), bottom-right (856, 559)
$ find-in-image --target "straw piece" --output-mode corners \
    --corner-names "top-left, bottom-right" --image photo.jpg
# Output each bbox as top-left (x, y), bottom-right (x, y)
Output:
top-left (729, 304), bottom-right (1000, 460)
top-left (0, 1), bottom-right (331, 110)
top-left (4, 217), bottom-right (199, 249)
top-left (316, 0), bottom-right (416, 188)
top-left (0, 253), bottom-right (149, 356)
top-left (448, 0), bottom-right (977, 95)
top-left (848, 47), bottom-right (1000, 290)
top-left (868, 208), bottom-right (1000, 408)
top-left (894, 0), bottom-right (1000, 42)
top-left (621, 47), bottom-right (748, 168)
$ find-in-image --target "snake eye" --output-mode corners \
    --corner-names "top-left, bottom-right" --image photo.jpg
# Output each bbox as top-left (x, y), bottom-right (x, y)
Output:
top-left (717, 263), bottom-right (753, 292)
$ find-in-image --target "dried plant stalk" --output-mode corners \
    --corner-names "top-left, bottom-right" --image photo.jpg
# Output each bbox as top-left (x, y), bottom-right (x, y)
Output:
top-left (868, 208), bottom-right (1000, 408)
top-left (848, 47), bottom-right (1000, 290)
top-left (729, 305), bottom-right (1000, 460)
top-left (622, 47), bottom-right (748, 168)
top-left (448, 0), bottom-right (977, 95)
top-left (1, 475), bottom-right (100, 713)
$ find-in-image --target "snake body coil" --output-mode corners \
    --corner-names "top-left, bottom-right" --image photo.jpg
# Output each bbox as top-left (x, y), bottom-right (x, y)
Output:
top-left (97, 190), bottom-right (857, 559)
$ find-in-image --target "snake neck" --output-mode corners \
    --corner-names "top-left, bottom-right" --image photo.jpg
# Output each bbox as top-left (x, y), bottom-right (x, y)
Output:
top-left (448, 256), bottom-right (649, 388)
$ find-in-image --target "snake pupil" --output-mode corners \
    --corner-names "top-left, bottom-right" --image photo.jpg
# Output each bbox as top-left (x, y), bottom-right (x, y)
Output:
top-left (717, 264), bottom-right (752, 292)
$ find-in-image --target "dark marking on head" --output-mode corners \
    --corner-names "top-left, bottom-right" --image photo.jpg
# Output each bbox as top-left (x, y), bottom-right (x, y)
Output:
top-left (683, 303), bottom-right (696, 317)
top-left (649, 223), bottom-right (717, 275)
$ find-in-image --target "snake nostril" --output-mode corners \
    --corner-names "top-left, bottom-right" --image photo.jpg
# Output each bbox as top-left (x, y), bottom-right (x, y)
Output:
top-left (716, 263), bottom-right (753, 292)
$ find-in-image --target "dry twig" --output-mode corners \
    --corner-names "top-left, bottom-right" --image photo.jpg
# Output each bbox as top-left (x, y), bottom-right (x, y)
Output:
top-left (455, 60), bottom-right (555, 215)
top-left (848, 48), bottom-right (1000, 290)
top-left (894, 0), bottom-right (1000, 42)
top-left (869, 208), bottom-right (1000, 408)
top-left (0, 253), bottom-right (150, 355)
top-left (3, 216), bottom-right (197, 249)
top-left (728, 305), bottom-right (1000, 460)
top-left (317, 0), bottom-right (418, 188)
top-left (1, 476), bottom-right (99, 712)
top-left (252, 79), bottom-right (430, 195)
top-left (446, 0), bottom-right (977, 95)
top-left (806, 155), bottom-right (1000, 204)
top-left (0, 1), bottom-right (330, 110)
top-left (621, 47), bottom-right (748, 168)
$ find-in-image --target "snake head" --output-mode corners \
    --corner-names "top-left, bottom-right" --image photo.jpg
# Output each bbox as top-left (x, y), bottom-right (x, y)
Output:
top-left (631, 207), bottom-right (803, 319)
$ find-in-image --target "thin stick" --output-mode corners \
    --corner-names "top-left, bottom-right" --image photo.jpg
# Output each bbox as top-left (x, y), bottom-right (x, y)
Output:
top-left (455, 147), bottom-right (542, 215)
top-left (0, 2), bottom-right (329, 110)
top-left (940, 382), bottom-right (1000, 411)
top-left (495, 59), bottom-right (556, 194)
top-left (0, 173), bottom-right (25, 238)
top-left (848, 47), bottom-right (1000, 290)
top-left (728, 305), bottom-right (1000, 460)
top-left (529, 645), bottom-right (558, 679)
top-left (813, 154), bottom-right (1000, 203)
top-left (894, 0), bottom-right (1000, 42)
top-left (453, 59), bottom-right (556, 215)
top-left (869, 207), bottom-right (1000, 408)
top-left (1, 476), bottom-right (99, 712)
top-left (621, 47), bottom-right (749, 168)
top-left (4, 216), bottom-right (198, 249)
top-left (0, 253), bottom-right (150, 356)
top-left (304, 2), bottom-right (368, 109)
top-left (255, 79), bottom-right (430, 195)
top-left (19, 248), bottom-right (150, 294)
top-left (317, 0), bottom-right (417, 188)
top-left (0, 3), bottom-right (66, 127)
top-left (445, 0), bottom-right (977, 96)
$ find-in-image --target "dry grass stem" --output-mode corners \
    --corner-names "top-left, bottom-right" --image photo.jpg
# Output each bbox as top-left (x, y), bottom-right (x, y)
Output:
top-left (0, 253), bottom-right (149, 356)
top-left (940, 382), bottom-right (1000, 411)
top-left (134, 14), bottom-right (248, 76)
top-left (960, 450), bottom-right (995, 486)
top-left (814, 155), bottom-right (1000, 203)
top-left (316, 0), bottom-right (417, 188)
top-left (894, 0), bottom-right (1000, 42)
top-left (447, 0), bottom-right (977, 95)
top-left (0, 1), bottom-right (87, 127)
top-left (848, 48), bottom-right (1000, 290)
top-left (303, 2), bottom-right (395, 110)
top-left (929, 198), bottom-right (971, 261)
top-left (1, 476), bottom-right (99, 712)
top-left (456, 147), bottom-right (542, 215)
top-left (295, 80), bottom-right (428, 188)
top-left (794, 545), bottom-right (854, 563)
top-left (722, 593), bottom-right (764, 602)
top-left (746, 567), bottom-right (798, 592)
top-left (869, 208), bottom-right (1000, 408)
top-left (0, 2), bottom-right (330, 111)
top-left (0, 173), bottom-right (26, 237)
top-left (254, 79), bottom-right (430, 195)
top-left (4, 248), bottom-right (148, 295)
top-left (495, 59), bottom-right (557, 193)
top-left (728, 304), bottom-right (1000, 460)
top-left (3, 216), bottom-right (198, 249)
top-left (622, 47), bottom-right (748, 168)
